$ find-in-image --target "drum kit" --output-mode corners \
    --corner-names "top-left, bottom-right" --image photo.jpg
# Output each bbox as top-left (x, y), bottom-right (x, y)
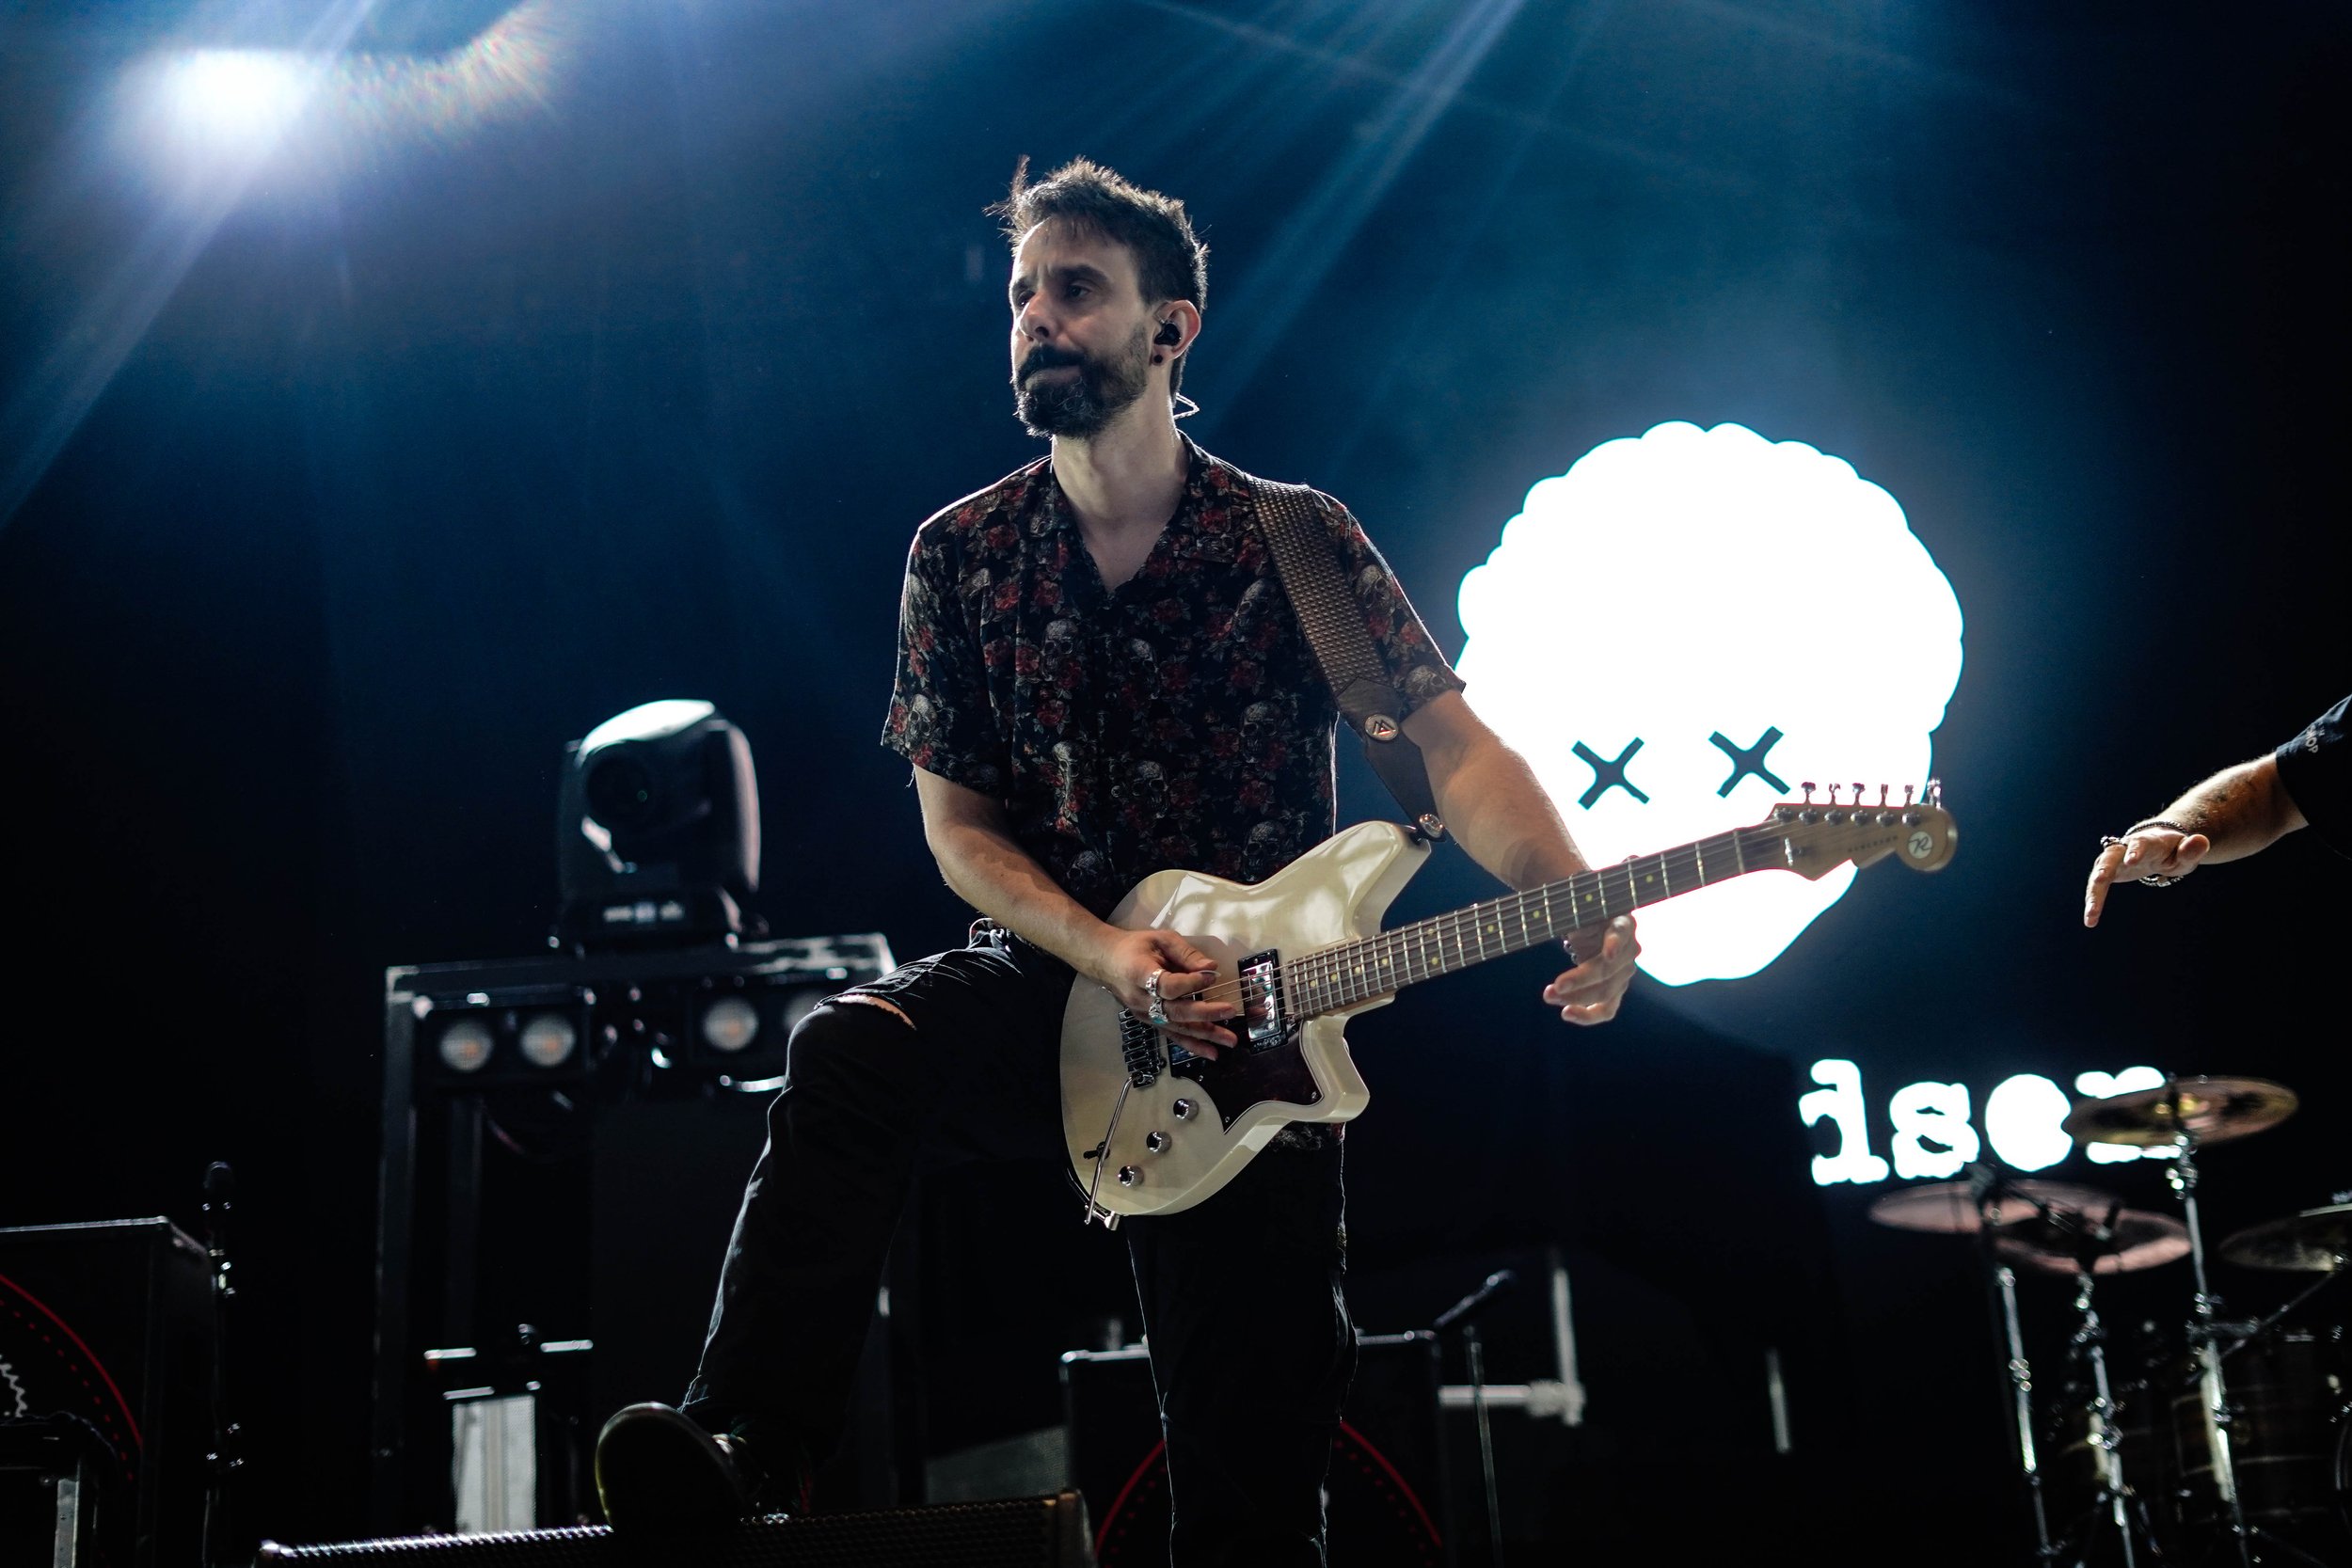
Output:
top-left (1870, 1075), bottom-right (2350, 1566)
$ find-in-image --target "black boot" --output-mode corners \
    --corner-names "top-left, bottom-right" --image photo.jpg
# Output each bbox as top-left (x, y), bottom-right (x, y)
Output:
top-left (594, 1403), bottom-right (761, 1533)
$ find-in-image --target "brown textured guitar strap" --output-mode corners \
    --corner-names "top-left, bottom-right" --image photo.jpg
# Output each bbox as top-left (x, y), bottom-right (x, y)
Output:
top-left (1250, 476), bottom-right (1449, 841)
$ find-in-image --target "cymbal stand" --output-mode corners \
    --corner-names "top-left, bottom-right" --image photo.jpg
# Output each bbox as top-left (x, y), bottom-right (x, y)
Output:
top-left (2167, 1122), bottom-right (2254, 1568)
top-left (2053, 1239), bottom-right (2163, 1567)
top-left (1971, 1178), bottom-right (2053, 1560)
top-left (2164, 1130), bottom-right (2340, 1568)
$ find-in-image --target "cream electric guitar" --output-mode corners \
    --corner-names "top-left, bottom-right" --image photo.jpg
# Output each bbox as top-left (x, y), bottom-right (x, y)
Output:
top-left (1061, 784), bottom-right (1958, 1225)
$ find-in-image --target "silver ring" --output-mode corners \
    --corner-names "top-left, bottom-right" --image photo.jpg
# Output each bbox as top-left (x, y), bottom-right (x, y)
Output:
top-left (1144, 969), bottom-right (1168, 1027)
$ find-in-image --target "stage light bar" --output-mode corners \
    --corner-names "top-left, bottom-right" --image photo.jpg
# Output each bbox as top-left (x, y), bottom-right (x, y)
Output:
top-left (517, 1012), bottom-right (577, 1069)
top-left (699, 996), bottom-right (759, 1053)
top-left (437, 1017), bottom-right (495, 1075)
top-left (419, 994), bottom-right (593, 1086)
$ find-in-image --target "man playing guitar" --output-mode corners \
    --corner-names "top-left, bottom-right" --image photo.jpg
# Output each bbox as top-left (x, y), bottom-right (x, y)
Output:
top-left (595, 158), bottom-right (1638, 1564)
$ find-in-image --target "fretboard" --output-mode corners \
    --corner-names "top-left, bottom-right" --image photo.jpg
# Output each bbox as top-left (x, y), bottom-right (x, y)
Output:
top-left (1283, 822), bottom-right (1801, 1017)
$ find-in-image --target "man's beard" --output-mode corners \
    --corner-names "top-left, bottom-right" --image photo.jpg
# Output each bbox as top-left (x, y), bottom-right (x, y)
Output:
top-left (1012, 324), bottom-right (1152, 440)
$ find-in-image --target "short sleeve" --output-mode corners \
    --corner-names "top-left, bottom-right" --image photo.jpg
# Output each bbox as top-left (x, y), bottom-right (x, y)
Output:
top-left (1311, 491), bottom-right (1467, 716)
top-left (2275, 693), bottom-right (2352, 857)
top-left (880, 527), bottom-right (1009, 796)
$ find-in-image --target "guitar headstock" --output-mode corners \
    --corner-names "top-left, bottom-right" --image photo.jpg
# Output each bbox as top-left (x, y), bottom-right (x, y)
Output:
top-left (1755, 780), bottom-right (1958, 879)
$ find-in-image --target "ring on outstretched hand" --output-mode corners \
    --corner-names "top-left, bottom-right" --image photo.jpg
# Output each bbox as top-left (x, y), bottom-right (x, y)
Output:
top-left (1144, 969), bottom-right (1168, 1027)
top-left (2099, 833), bottom-right (2181, 887)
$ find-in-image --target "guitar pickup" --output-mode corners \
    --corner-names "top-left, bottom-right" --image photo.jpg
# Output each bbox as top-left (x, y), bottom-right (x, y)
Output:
top-left (1168, 950), bottom-right (1287, 1068)
top-left (1237, 950), bottom-right (1286, 1050)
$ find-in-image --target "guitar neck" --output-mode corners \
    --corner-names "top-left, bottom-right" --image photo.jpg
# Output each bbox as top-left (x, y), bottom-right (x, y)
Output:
top-left (1285, 821), bottom-right (1803, 1018)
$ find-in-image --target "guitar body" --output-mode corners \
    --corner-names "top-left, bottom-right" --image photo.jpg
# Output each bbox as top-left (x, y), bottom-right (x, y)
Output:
top-left (1059, 820), bottom-right (1429, 1220)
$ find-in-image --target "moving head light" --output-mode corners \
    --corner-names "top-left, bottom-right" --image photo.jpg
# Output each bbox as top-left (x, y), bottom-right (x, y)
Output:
top-left (555, 700), bottom-right (760, 949)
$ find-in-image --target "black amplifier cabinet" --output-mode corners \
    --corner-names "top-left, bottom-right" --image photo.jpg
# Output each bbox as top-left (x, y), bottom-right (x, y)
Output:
top-left (372, 936), bottom-right (897, 1535)
top-left (259, 1490), bottom-right (1093, 1566)
top-left (1062, 1333), bottom-right (1449, 1567)
top-left (0, 1218), bottom-right (213, 1566)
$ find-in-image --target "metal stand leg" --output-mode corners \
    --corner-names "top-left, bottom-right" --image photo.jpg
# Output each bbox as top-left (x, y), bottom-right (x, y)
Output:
top-left (1994, 1261), bottom-right (2056, 1559)
top-left (1464, 1326), bottom-right (1503, 1567)
top-left (2071, 1269), bottom-right (2140, 1568)
top-left (1972, 1178), bottom-right (2055, 1561)
top-left (2171, 1132), bottom-right (2251, 1568)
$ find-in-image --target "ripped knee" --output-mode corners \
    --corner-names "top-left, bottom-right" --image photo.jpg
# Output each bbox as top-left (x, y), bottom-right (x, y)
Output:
top-left (834, 993), bottom-right (914, 1030)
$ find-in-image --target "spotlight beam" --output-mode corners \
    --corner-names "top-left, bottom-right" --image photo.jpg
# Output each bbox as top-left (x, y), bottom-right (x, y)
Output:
top-left (1196, 0), bottom-right (1529, 427)
top-left (0, 1), bottom-right (375, 537)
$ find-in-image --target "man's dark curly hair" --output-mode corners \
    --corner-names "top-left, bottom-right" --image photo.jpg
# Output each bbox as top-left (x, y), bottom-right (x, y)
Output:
top-left (991, 156), bottom-right (1208, 403)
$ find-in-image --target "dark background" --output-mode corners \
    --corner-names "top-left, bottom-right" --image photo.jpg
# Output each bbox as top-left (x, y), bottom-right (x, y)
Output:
top-left (3, 0), bottom-right (2347, 1560)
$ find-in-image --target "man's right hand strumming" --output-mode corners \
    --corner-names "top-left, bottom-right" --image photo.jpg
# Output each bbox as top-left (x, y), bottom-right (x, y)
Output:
top-left (1089, 926), bottom-right (1238, 1057)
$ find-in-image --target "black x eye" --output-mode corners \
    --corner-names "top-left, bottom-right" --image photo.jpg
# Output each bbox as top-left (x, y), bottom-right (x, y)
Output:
top-left (1708, 726), bottom-right (1788, 798)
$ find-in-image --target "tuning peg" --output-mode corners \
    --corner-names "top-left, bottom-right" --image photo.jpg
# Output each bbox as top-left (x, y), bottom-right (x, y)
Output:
top-left (1851, 783), bottom-right (1867, 803)
top-left (1825, 783), bottom-right (1841, 805)
top-left (1902, 784), bottom-right (1916, 807)
top-left (1801, 782), bottom-right (1816, 802)
top-left (1877, 784), bottom-right (1890, 806)
top-left (1926, 779), bottom-right (1944, 806)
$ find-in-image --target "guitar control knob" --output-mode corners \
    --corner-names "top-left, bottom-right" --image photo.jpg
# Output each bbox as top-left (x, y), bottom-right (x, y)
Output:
top-left (1117, 1166), bottom-right (1139, 1187)
top-left (1145, 1132), bottom-right (1168, 1153)
top-left (1171, 1099), bottom-right (1196, 1120)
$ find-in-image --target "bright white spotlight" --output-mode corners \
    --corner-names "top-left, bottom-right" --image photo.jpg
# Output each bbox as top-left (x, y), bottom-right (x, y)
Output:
top-left (1456, 422), bottom-right (1963, 985)
top-left (518, 1012), bottom-right (577, 1069)
top-left (151, 51), bottom-right (318, 162)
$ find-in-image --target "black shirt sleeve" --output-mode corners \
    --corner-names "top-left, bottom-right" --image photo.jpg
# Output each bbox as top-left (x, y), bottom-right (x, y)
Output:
top-left (2274, 694), bottom-right (2352, 857)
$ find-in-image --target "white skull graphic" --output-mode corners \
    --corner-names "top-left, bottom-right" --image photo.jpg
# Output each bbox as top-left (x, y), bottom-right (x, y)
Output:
top-left (1456, 421), bottom-right (1963, 985)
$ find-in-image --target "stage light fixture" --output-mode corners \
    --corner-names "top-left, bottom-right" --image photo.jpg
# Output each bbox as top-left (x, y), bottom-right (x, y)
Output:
top-left (1456, 421), bottom-right (1963, 985)
top-left (555, 700), bottom-right (761, 949)
top-left (699, 996), bottom-right (759, 1053)
top-left (517, 1012), bottom-right (577, 1069)
top-left (437, 1017), bottom-right (495, 1075)
top-left (151, 49), bottom-right (317, 160)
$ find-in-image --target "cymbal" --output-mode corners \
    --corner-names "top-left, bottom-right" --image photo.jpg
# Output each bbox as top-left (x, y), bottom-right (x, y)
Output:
top-left (2059, 1075), bottom-right (2297, 1148)
top-left (1994, 1208), bottom-right (2190, 1276)
top-left (2219, 1204), bottom-right (2352, 1273)
top-left (1868, 1180), bottom-right (2123, 1235)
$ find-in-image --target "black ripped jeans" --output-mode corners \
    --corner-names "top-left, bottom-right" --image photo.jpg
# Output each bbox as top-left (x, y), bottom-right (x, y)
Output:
top-left (680, 934), bottom-right (1357, 1567)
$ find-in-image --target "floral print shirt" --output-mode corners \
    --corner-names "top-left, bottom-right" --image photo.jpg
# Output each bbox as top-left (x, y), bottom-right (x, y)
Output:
top-left (882, 438), bottom-right (1465, 918)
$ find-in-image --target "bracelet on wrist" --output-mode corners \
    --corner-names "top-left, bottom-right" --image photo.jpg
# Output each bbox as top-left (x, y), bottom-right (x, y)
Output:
top-left (2098, 823), bottom-right (2190, 888)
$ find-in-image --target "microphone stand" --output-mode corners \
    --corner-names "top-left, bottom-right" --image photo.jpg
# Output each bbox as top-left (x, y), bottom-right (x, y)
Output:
top-left (199, 1162), bottom-right (243, 1568)
top-left (1433, 1269), bottom-right (1519, 1567)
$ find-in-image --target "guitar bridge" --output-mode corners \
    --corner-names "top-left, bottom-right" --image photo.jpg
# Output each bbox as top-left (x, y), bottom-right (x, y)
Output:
top-left (1118, 1007), bottom-right (1161, 1088)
